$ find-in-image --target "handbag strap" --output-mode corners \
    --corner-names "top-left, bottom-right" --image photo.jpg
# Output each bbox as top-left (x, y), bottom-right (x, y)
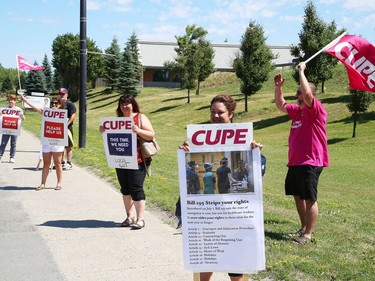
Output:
top-left (138, 113), bottom-right (142, 129)
top-left (137, 113), bottom-right (150, 176)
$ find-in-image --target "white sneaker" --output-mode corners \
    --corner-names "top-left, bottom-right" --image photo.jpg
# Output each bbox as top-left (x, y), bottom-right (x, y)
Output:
top-left (65, 162), bottom-right (73, 170)
top-left (10, 158), bottom-right (15, 163)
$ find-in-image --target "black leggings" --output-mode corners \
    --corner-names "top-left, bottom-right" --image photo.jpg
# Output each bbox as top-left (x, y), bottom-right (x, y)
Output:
top-left (116, 162), bottom-right (148, 201)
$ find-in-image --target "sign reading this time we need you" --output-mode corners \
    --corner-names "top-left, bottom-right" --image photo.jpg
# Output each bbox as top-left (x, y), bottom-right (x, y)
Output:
top-left (100, 117), bottom-right (138, 169)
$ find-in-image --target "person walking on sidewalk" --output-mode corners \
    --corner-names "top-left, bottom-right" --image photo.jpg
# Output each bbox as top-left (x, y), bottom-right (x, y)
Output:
top-left (0, 94), bottom-right (25, 163)
top-left (99, 94), bottom-right (155, 229)
top-left (59, 88), bottom-right (76, 170)
top-left (274, 62), bottom-right (330, 245)
top-left (20, 95), bottom-right (65, 191)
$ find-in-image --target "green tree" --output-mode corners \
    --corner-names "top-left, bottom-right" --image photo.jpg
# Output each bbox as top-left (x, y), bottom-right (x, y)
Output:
top-left (52, 33), bottom-right (79, 99)
top-left (163, 60), bottom-right (182, 85)
top-left (1, 76), bottom-right (13, 92)
top-left (118, 42), bottom-right (140, 96)
top-left (233, 20), bottom-right (274, 112)
top-left (25, 70), bottom-right (46, 92)
top-left (19, 72), bottom-right (27, 90)
top-left (0, 65), bottom-right (18, 90)
top-left (291, 1), bottom-right (345, 93)
top-left (196, 39), bottom-right (215, 95)
top-left (53, 70), bottom-right (62, 91)
top-left (25, 61), bottom-right (46, 92)
top-left (127, 32), bottom-right (142, 83)
top-left (52, 33), bottom-right (104, 101)
top-left (346, 90), bottom-right (374, 138)
top-left (175, 25), bottom-right (212, 103)
top-left (87, 40), bottom-right (105, 88)
top-left (42, 54), bottom-right (54, 93)
top-left (104, 37), bottom-right (122, 91)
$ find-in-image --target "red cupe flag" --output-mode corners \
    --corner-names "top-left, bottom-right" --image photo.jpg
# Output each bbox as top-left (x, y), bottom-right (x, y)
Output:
top-left (17, 55), bottom-right (44, 71)
top-left (325, 35), bottom-right (375, 93)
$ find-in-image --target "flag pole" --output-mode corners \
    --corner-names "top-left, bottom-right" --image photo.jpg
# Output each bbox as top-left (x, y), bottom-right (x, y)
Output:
top-left (304, 32), bottom-right (347, 64)
top-left (16, 55), bottom-right (22, 90)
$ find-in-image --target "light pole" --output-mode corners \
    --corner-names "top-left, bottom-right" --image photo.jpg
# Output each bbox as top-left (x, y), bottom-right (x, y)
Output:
top-left (79, 0), bottom-right (87, 148)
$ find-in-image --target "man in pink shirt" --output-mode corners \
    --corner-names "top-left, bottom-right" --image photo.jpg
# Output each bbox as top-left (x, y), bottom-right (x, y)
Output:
top-left (274, 62), bottom-right (330, 245)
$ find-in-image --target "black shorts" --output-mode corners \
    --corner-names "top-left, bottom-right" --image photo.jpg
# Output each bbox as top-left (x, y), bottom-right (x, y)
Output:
top-left (67, 125), bottom-right (74, 147)
top-left (115, 162), bottom-right (149, 201)
top-left (285, 165), bottom-right (323, 201)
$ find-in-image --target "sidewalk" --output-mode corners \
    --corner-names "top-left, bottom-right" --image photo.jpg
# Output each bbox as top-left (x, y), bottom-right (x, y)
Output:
top-left (0, 129), bottom-right (230, 281)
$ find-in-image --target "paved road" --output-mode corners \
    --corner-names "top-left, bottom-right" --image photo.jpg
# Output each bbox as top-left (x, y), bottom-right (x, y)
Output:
top-left (0, 129), bottom-right (232, 281)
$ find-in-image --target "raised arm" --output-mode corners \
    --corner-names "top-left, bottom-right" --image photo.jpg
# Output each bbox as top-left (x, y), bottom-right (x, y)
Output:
top-left (274, 74), bottom-right (287, 113)
top-left (19, 95), bottom-right (43, 115)
top-left (296, 62), bottom-right (314, 108)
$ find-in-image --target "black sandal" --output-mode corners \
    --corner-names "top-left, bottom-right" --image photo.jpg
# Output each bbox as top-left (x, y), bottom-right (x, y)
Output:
top-left (131, 219), bottom-right (145, 229)
top-left (287, 229), bottom-right (304, 237)
top-left (120, 217), bottom-right (135, 227)
top-left (36, 184), bottom-right (45, 191)
top-left (293, 236), bottom-right (312, 245)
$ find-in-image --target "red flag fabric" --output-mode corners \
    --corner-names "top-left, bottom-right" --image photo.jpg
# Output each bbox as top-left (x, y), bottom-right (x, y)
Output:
top-left (17, 55), bottom-right (44, 71)
top-left (325, 35), bottom-right (375, 93)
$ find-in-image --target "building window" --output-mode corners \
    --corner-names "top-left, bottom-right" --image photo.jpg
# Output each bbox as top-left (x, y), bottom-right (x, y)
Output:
top-left (153, 69), bottom-right (170, 82)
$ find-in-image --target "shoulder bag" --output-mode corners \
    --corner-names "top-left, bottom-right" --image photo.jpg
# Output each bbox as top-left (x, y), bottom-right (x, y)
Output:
top-left (138, 114), bottom-right (160, 159)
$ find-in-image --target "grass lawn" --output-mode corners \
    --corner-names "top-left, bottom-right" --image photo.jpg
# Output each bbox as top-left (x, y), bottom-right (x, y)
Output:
top-left (2, 65), bottom-right (374, 280)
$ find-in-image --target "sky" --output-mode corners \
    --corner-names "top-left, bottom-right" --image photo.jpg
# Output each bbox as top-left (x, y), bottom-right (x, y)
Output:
top-left (1, 0), bottom-right (374, 69)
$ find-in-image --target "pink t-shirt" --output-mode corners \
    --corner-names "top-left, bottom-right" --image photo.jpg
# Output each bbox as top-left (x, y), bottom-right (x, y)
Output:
top-left (285, 98), bottom-right (330, 167)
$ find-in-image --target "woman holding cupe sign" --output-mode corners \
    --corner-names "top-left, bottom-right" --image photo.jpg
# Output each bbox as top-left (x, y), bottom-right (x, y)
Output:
top-left (20, 94), bottom-right (65, 191)
top-left (99, 94), bottom-right (156, 230)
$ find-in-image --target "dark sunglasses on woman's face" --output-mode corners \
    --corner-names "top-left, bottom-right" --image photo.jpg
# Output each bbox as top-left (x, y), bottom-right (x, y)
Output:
top-left (51, 102), bottom-right (59, 106)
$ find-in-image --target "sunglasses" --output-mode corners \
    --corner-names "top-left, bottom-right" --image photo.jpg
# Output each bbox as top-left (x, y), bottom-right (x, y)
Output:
top-left (51, 102), bottom-right (59, 105)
